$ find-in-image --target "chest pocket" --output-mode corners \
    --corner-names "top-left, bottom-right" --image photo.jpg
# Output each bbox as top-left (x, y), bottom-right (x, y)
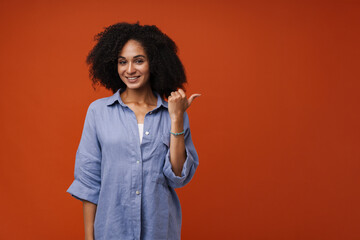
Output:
top-left (140, 131), bottom-right (169, 162)
top-left (159, 131), bottom-right (170, 156)
top-left (153, 131), bottom-right (170, 162)
top-left (161, 131), bottom-right (170, 148)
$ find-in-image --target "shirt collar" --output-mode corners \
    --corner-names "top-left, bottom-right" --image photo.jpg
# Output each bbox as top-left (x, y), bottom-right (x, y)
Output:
top-left (106, 88), bottom-right (168, 109)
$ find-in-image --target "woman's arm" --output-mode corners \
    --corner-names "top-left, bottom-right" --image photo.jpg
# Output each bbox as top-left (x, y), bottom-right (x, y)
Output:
top-left (83, 200), bottom-right (97, 240)
top-left (168, 89), bottom-right (200, 177)
top-left (169, 117), bottom-right (186, 176)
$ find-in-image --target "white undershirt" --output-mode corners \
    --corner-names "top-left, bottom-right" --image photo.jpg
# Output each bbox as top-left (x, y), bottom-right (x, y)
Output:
top-left (138, 123), bottom-right (144, 144)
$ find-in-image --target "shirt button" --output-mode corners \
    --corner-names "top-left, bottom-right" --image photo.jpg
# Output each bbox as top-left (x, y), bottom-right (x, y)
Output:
top-left (136, 190), bottom-right (140, 195)
top-left (145, 131), bottom-right (150, 135)
top-left (136, 160), bottom-right (140, 164)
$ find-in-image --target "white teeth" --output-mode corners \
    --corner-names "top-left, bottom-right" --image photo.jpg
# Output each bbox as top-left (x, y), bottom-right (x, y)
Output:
top-left (127, 76), bottom-right (139, 80)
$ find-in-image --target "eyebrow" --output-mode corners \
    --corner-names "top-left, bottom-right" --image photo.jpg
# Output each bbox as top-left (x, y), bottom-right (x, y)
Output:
top-left (118, 55), bottom-right (146, 59)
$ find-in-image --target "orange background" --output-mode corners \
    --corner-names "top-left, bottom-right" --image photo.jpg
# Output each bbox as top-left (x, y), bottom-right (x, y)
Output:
top-left (1, 0), bottom-right (359, 239)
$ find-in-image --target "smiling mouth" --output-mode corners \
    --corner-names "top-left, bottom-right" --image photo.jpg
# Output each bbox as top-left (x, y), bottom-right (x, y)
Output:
top-left (126, 76), bottom-right (140, 80)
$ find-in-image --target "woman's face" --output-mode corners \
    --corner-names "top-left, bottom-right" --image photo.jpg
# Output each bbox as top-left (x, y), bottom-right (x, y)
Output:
top-left (117, 39), bottom-right (150, 90)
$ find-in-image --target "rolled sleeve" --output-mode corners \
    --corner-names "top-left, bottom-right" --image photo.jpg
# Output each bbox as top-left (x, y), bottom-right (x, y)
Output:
top-left (163, 112), bottom-right (199, 189)
top-left (66, 103), bottom-right (102, 204)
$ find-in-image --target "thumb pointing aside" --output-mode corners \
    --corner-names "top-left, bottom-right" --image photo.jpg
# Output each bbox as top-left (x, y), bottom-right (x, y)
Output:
top-left (187, 93), bottom-right (201, 108)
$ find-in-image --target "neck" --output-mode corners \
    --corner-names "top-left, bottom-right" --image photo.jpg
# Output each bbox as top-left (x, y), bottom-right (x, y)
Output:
top-left (120, 85), bottom-right (157, 105)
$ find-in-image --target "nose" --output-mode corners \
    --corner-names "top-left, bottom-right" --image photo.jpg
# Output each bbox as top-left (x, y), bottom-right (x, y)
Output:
top-left (126, 62), bottom-right (136, 74)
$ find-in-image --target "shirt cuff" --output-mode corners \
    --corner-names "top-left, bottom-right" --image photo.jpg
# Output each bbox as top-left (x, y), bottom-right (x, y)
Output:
top-left (66, 179), bottom-right (100, 205)
top-left (163, 146), bottom-right (195, 188)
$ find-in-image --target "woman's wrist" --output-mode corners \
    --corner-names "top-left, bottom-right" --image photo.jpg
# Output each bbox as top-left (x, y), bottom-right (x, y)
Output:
top-left (171, 116), bottom-right (184, 132)
top-left (171, 118), bottom-right (183, 126)
top-left (170, 112), bottom-right (184, 122)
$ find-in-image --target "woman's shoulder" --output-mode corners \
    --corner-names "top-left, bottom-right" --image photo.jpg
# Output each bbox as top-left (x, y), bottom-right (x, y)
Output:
top-left (86, 95), bottom-right (116, 115)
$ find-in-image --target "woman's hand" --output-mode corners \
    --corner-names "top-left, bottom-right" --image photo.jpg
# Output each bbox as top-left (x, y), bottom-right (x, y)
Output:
top-left (168, 89), bottom-right (201, 121)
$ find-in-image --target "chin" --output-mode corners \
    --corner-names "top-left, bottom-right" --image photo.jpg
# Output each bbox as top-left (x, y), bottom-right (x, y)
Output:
top-left (124, 83), bottom-right (148, 91)
top-left (122, 80), bottom-right (150, 90)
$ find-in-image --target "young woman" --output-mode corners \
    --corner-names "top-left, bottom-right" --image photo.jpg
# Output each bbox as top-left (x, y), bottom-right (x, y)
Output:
top-left (67, 22), bottom-right (200, 240)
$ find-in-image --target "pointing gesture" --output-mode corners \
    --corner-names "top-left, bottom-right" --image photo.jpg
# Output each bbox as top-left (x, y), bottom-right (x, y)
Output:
top-left (168, 89), bottom-right (201, 120)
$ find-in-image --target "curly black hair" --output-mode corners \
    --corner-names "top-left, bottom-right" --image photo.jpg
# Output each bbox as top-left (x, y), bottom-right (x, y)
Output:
top-left (86, 22), bottom-right (187, 99)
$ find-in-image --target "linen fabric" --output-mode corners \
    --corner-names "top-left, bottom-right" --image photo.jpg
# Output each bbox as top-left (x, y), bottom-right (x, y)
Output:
top-left (66, 88), bottom-right (199, 240)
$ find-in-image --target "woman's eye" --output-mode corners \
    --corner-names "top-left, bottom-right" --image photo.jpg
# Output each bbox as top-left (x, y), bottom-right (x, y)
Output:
top-left (135, 59), bottom-right (144, 64)
top-left (118, 61), bottom-right (126, 65)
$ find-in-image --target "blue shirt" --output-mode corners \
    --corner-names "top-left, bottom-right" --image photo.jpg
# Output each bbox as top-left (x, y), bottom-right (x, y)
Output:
top-left (66, 88), bottom-right (199, 240)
